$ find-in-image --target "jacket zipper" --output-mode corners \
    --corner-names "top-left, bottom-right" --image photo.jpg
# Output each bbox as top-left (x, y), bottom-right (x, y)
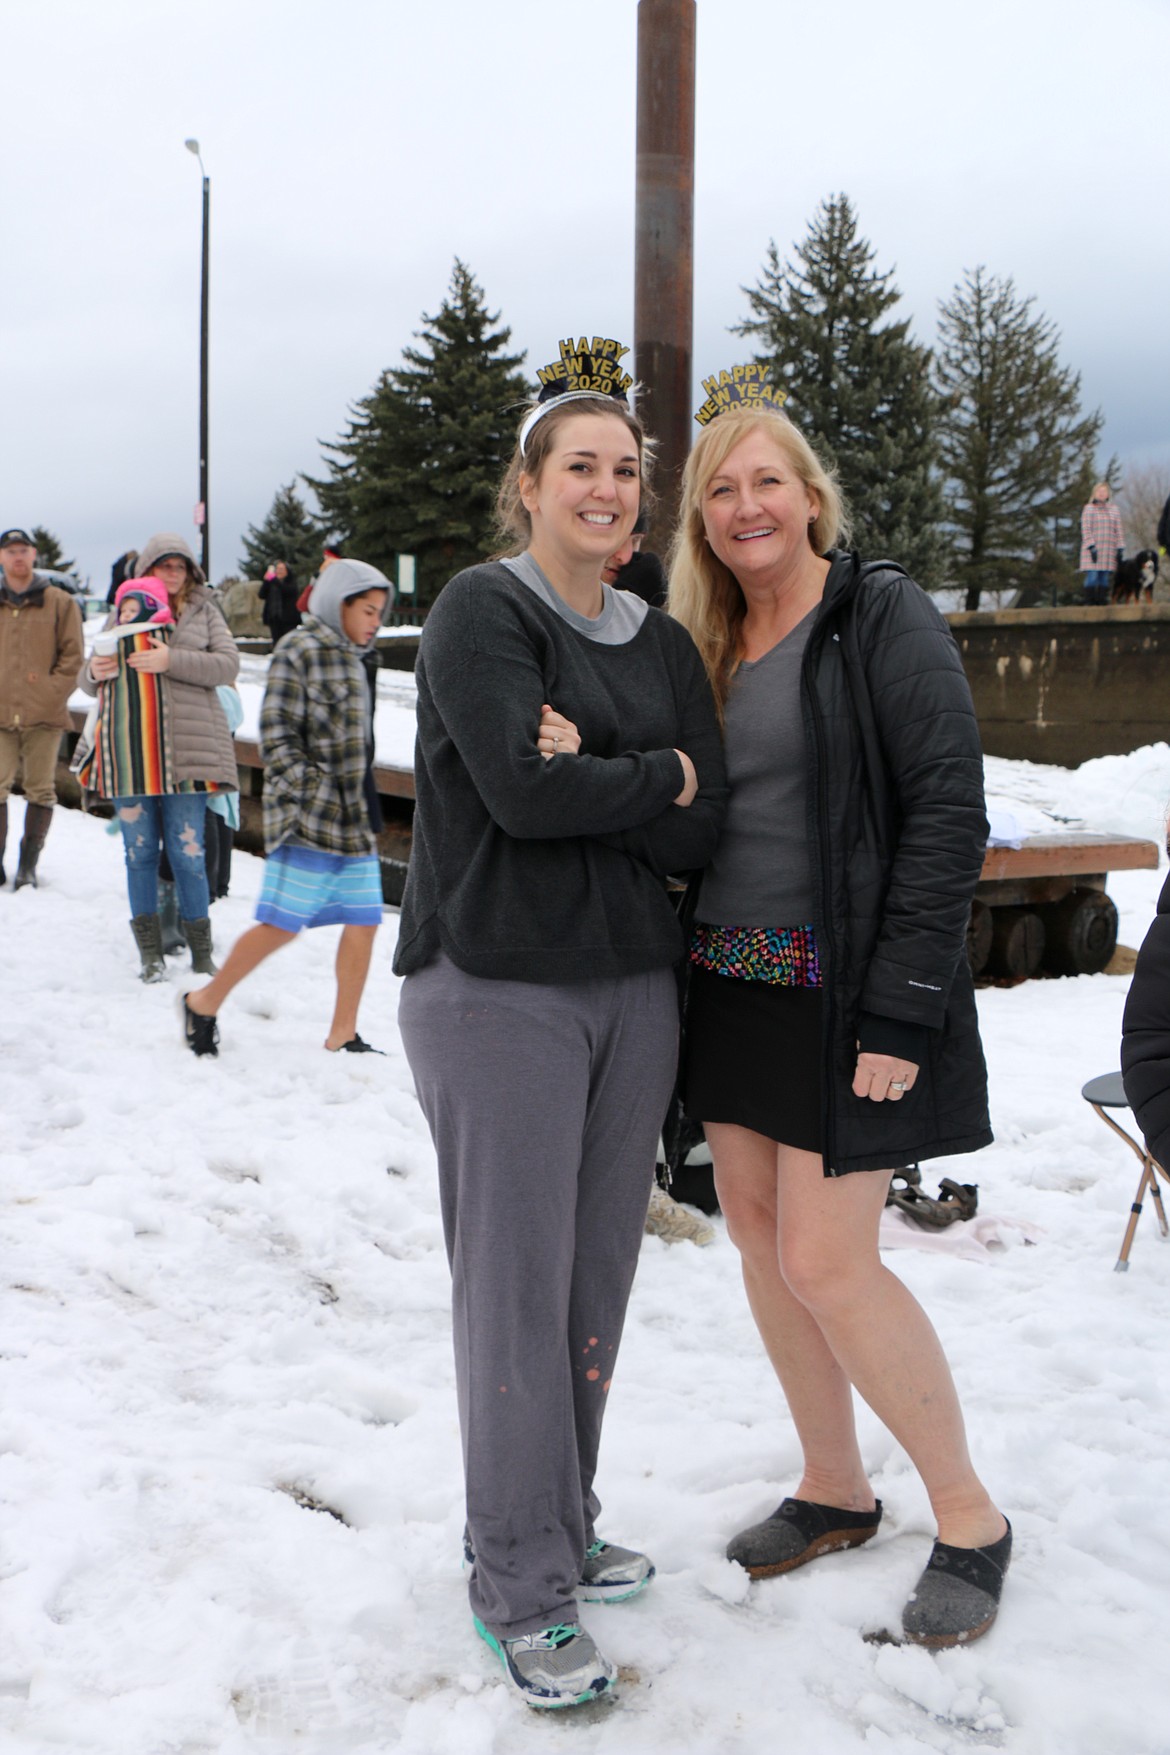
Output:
top-left (803, 624), bottom-right (840, 1178)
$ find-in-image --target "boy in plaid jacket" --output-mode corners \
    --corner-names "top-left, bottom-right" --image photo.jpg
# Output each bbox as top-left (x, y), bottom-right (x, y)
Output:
top-left (181, 559), bottom-right (392, 1057)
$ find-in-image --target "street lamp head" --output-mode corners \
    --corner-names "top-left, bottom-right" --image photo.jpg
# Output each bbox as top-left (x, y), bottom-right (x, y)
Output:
top-left (184, 138), bottom-right (200, 155)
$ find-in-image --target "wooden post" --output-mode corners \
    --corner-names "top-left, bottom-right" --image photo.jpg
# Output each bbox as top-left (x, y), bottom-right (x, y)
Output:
top-left (634, 0), bottom-right (696, 556)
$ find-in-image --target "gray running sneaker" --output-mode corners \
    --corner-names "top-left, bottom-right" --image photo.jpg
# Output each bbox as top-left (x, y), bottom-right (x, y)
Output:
top-left (579, 1538), bottom-right (655, 1603)
top-left (462, 1529), bottom-right (655, 1603)
top-left (473, 1617), bottom-right (617, 1709)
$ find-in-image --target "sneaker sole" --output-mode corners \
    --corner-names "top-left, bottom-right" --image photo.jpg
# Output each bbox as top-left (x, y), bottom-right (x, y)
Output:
top-left (743, 1525), bottom-right (878, 1579)
top-left (900, 1606), bottom-right (1000, 1649)
top-left (473, 1617), bottom-right (616, 1710)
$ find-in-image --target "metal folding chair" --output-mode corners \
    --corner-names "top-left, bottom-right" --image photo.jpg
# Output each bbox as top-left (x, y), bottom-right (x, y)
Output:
top-left (1082, 1072), bottom-right (1170, 1271)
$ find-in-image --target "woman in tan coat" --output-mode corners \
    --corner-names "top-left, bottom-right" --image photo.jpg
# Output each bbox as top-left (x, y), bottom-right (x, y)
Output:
top-left (81, 532), bottom-right (239, 980)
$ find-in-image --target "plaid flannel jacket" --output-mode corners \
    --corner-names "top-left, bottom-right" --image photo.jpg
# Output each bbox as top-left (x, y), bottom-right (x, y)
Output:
top-left (259, 618), bottom-right (376, 856)
top-left (1079, 501), bottom-right (1124, 572)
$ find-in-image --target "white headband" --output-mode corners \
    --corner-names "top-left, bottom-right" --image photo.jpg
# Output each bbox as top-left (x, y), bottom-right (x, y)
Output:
top-left (518, 390), bottom-right (630, 457)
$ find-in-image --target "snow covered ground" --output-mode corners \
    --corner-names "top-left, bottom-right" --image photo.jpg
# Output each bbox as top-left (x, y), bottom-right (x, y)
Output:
top-left (3, 749), bottom-right (1170, 1754)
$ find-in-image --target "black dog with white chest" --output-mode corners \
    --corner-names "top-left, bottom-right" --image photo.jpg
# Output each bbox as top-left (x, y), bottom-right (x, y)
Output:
top-left (1113, 550), bottom-right (1160, 603)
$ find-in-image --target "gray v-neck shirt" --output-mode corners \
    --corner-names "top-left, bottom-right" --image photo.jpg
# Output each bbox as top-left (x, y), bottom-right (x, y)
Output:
top-left (696, 608), bottom-right (816, 927)
top-left (502, 551), bottom-right (649, 645)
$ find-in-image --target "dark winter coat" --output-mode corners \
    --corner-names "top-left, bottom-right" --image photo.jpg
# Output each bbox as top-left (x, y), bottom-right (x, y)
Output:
top-left (1120, 871), bottom-right (1170, 1169)
top-left (802, 552), bottom-right (992, 1175)
top-left (259, 571), bottom-right (302, 640)
top-left (1157, 495), bottom-right (1170, 556)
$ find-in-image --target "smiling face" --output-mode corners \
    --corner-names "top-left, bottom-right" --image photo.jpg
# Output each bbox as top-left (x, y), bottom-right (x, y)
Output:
top-left (520, 412), bottom-right (640, 577)
top-left (700, 429), bottom-right (819, 588)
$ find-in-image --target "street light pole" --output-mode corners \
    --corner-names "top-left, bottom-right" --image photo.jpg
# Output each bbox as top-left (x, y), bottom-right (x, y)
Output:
top-left (184, 139), bottom-right (210, 580)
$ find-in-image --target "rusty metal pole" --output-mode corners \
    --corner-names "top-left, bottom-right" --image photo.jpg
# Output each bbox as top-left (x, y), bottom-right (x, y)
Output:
top-left (634, 0), bottom-right (696, 556)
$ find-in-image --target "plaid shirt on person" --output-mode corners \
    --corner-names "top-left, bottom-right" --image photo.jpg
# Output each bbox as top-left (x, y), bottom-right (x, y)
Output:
top-left (259, 616), bottom-right (377, 857)
top-left (1079, 500), bottom-right (1125, 572)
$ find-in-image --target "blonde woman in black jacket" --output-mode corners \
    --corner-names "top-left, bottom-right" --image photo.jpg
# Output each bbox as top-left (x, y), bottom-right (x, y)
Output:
top-left (669, 400), bottom-right (1010, 1648)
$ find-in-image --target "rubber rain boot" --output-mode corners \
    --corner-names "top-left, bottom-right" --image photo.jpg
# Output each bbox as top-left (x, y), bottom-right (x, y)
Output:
top-left (131, 913), bottom-right (167, 983)
top-left (182, 916), bottom-right (218, 976)
top-left (14, 802), bottom-right (52, 890)
top-left (158, 879), bottom-right (186, 955)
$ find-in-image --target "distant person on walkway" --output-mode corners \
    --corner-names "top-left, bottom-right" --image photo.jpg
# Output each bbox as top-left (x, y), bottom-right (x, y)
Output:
top-left (80, 533), bottom-right (239, 981)
top-left (0, 526), bottom-right (84, 889)
top-left (296, 540), bottom-right (343, 615)
top-left (106, 549), bottom-right (140, 607)
top-left (180, 559), bottom-right (390, 1059)
top-left (1079, 483), bottom-right (1124, 605)
top-left (259, 559), bottom-right (302, 648)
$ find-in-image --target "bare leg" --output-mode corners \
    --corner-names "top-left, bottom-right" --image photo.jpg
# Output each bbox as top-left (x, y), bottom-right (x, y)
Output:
top-left (324, 924), bottom-right (379, 1050)
top-left (708, 1121), bottom-right (1005, 1548)
top-left (185, 923), bottom-right (295, 1015)
top-left (709, 1122), bottom-right (875, 1511)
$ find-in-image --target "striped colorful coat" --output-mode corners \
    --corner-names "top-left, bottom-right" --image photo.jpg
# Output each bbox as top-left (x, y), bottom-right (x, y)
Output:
top-left (79, 625), bottom-right (176, 797)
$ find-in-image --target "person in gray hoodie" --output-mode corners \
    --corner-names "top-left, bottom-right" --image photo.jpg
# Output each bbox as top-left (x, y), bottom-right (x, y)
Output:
top-left (180, 558), bottom-right (391, 1058)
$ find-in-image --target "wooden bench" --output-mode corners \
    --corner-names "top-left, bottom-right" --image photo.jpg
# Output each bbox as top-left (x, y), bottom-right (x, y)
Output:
top-left (972, 834), bottom-right (1159, 979)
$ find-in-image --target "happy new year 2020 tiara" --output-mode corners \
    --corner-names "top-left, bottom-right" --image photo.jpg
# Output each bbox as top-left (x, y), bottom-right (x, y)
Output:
top-left (519, 336), bottom-right (635, 455)
top-left (694, 363), bottom-right (787, 427)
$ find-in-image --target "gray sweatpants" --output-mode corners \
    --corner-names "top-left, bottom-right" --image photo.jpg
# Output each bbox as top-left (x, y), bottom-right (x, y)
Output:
top-left (398, 953), bottom-right (678, 1639)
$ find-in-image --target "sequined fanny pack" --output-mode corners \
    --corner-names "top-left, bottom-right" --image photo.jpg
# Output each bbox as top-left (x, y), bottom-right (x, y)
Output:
top-left (689, 922), bottom-right (821, 987)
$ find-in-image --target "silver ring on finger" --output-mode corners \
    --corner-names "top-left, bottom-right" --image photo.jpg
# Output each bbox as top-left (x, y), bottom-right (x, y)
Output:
top-left (890, 1080), bottom-right (906, 1092)
top-left (553, 735), bottom-right (560, 751)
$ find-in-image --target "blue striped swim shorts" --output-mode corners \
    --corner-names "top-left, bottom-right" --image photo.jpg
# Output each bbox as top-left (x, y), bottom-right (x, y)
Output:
top-left (256, 843), bottom-right (383, 933)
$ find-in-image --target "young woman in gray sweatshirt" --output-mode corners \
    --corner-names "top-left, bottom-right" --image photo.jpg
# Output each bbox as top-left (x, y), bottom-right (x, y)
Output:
top-left (395, 383), bottom-right (726, 1708)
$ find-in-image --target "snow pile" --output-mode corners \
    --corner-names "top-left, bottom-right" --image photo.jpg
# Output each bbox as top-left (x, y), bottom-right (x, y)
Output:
top-left (3, 759), bottom-right (1170, 1753)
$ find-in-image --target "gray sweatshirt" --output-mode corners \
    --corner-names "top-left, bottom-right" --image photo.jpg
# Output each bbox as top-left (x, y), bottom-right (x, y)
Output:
top-left (394, 560), bottom-right (727, 983)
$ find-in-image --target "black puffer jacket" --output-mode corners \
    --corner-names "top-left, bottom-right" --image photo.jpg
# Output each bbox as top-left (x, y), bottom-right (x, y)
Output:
top-left (1121, 871), bottom-right (1170, 1168)
top-left (804, 553), bottom-right (992, 1175)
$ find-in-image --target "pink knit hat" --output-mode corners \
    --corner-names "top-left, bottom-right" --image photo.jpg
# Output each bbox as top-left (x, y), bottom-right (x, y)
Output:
top-left (114, 577), bottom-right (175, 625)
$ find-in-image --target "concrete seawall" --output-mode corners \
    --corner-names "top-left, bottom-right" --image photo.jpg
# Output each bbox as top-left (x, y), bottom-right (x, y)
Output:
top-left (948, 603), bottom-right (1170, 768)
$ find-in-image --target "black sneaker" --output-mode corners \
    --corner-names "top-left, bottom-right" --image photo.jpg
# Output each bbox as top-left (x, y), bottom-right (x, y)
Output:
top-left (336, 1034), bottom-right (384, 1054)
top-left (180, 993), bottom-right (219, 1058)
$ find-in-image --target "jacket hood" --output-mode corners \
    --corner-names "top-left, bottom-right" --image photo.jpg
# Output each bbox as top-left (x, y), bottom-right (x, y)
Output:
top-left (135, 532), bottom-right (206, 585)
top-left (308, 558), bottom-right (391, 644)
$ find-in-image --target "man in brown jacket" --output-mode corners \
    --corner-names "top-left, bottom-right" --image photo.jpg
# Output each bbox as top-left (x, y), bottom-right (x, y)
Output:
top-left (0, 527), bottom-right (84, 888)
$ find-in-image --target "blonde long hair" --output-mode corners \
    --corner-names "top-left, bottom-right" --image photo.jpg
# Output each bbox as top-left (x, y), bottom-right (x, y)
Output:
top-left (668, 408), bottom-right (848, 716)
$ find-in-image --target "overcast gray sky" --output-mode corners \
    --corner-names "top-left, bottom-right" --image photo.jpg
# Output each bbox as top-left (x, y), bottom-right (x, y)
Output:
top-left (2, 0), bottom-right (1167, 587)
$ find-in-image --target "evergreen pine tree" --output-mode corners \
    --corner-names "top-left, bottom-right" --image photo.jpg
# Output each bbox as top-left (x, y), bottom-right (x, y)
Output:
top-left (237, 483), bottom-right (323, 585)
top-left (735, 195), bottom-right (947, 588)
top-left (306, 260), bottom-right (530, 608)
top-left (30, 526), bottom-right (74, 572)
top-left (935, 267), bottom-right (1101, 611)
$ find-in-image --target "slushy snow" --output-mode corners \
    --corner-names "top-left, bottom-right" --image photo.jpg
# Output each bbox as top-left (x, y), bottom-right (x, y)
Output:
top-left (3, 738), bottom-right (1170, 1754)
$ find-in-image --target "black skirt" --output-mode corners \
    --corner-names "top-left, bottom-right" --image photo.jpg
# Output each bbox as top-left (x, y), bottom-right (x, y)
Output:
top-left (682, 966), bottom-right (823, 1153)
